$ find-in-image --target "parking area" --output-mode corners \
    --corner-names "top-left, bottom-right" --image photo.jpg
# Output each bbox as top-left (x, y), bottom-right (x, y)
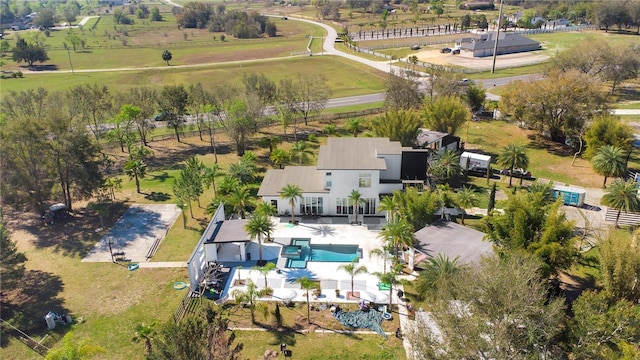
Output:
top-left (82, 204), bottom-right (181, 263)
top-left (414, 48), bottom-right (549, 69)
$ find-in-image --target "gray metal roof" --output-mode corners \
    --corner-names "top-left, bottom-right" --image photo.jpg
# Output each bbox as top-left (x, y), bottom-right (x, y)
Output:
top-left (416, 129), bottom-right (449, 147)
top-left (414, 220), bottom-right (494, 264)
top-left (460, 33), bottom-right (540, 51)
top-left (257, 166), bottom-right (328, 197)
top-left (213, 219), bottom-right (250, 243)
top-left (316, 137), bottom-right (410, 170)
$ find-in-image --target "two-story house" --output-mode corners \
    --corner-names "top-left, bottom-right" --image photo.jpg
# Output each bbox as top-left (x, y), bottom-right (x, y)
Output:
top-left (257, 137), bottom-right (429, 220)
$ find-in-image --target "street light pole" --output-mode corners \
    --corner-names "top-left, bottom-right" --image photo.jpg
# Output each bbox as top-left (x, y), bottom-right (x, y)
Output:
top-left (491, 0), bottom-right (504, 74)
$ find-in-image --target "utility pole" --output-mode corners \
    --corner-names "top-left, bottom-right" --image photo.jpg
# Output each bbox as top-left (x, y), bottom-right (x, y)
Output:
top-left (491, 0), bottom-right (504, 74)
top-left (63, 43), bottom-right (74, 75)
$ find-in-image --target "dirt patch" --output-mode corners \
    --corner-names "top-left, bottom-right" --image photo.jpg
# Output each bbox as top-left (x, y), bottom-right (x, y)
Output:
top-left (414, 48), bottom-right (549, 69)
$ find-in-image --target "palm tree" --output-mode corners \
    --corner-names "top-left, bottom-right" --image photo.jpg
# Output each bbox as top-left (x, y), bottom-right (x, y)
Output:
top-left (45, 332), bottom-right (105, 360)
top-left (408, 55), bottom-right (418, 72)
top-left (601, 179), bottom-right (640, 228)
top-left (203, 163), bottom-right (221, 198)
top-left (270, 148), bottom-right (289, 169)
top-left (245, 213), bottom-right (273, 264)
top-left (232, 280), bottom-right (268, 324)
top-left (228, 161), bottom-right (254, 184)
top-left (255, 201), bottom-right (277, 242)
top-left (218, 175), bottom-right (241, 197)
top-left (289, 140), bottom-right (313, 165)
top-left (322, 124), bottom-right (338, 136)
top-left (255, 201), bottom-right (277, 217)
top-left (280, 184), bottom-right (302, 224)
top-left (252, 262), bottom-right (277, 288)
top-left (132, 323), bottom-right (155, 357)
top-left (370, 244), bottom-right (393, 274)
top-left (228, 186), bottom-right (253, 219)
top-left (345, 118), bottom-right (364, 137)
top-left (527, 181), bottom-right (555, 204)
top-left (258, 136), bottom-right (282, 156)
top-left (378, 195), bottom-right (398, 222)
top-left (380, 218), bottom-right (415, 262)
top-left (124, 159), bottom-right (147, 193)
top-left (498, 143), bottom-right (529, 187)
top-left (296, 276), bottom-right (318, 325)
top-left (429, 150), bottom-right (461, 183)
top-left (414, 254), bottom-right (463, 298)
top-left (591, 145), bottom-right (626, 188)
top-left (374, 266), bottom-right (400, 308)
top-left (455, 186), bottom-right (477, 224)
top-left (338, 259), bottom-right (368, 296)
top-left (348, 189), bottom-right (367, 224)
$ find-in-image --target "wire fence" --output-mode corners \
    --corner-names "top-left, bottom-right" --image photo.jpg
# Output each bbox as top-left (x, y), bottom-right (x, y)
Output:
top-left (350, 25), bottom-right (597, 74)
top-left (103, 107), bottom-right (386, 148)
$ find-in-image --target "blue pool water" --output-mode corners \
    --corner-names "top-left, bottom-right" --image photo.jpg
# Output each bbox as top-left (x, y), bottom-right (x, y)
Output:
top-left (286, 238), bottom-right (362, 268)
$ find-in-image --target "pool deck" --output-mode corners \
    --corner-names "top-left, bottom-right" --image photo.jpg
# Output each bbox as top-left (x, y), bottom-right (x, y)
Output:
top-left (224, 217), bottom-right (400, 305)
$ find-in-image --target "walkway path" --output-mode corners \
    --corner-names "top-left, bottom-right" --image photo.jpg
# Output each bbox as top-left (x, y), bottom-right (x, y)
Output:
top-left (137, 261), bottom-right (187, 268)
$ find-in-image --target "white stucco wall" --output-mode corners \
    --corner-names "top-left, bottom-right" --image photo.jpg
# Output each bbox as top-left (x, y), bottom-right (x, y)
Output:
top-left (378, 154), bottom-right (402, 180)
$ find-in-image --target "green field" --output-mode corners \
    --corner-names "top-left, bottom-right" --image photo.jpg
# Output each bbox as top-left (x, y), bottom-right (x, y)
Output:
top-left (1, 56), bottom-right (388, 96)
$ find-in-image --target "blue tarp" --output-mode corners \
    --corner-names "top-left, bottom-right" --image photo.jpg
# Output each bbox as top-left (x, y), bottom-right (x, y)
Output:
top-left (333, 309), bottom-right (386, 337)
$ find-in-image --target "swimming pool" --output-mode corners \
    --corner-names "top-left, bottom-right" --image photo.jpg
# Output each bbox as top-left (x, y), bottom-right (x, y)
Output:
top-left (285, 238), bottom-right (362, 269)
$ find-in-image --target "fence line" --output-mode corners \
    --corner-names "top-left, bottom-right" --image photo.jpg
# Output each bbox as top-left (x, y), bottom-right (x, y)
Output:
top-left (347, 25), bottom-right (596, 74)
top-left (357, 24), bottom-right (597, 52)
top-left (102, 107), bottom-right (386, 148)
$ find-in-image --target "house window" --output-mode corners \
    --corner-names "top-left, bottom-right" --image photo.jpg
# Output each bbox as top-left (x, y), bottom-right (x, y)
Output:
top-left (300, 197), bottom-right (323, 215)
top-left (325, 181), bottom-right (332, 188)
top-left (336, 197), bottom-right (376, 215)
top-left (325, 172), bottom-right (332, 176)
top-left (270, 200), bottom-right (278, 208)
top-left (359, 173), bottom-right (371, 188)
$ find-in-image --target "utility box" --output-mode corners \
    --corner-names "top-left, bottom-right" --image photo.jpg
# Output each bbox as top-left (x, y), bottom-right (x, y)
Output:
top-left (460, 152), bottom-right (492, 171)
top-left (45, 312), bottom-right (56, 330)
top-left (553, 185), bottom-right (586, 207)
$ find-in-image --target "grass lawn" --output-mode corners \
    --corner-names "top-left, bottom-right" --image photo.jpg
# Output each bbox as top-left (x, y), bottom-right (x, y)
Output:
top-left (464, 119), bottom-right (611, 188)
top-left (235, 329), bottom-right (405, 360)
top-left (2, 56), bottom-right (388, 96)
top-left (226, 300), bottom-right (405, 360)
top-left (2, 209), bottom-right (188, 360)
top-left (529, 30), bottom-right (640, 55)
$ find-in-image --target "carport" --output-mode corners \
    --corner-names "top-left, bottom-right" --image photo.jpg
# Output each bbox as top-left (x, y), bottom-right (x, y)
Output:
top-left (413, 219), bottom-right (494, 265)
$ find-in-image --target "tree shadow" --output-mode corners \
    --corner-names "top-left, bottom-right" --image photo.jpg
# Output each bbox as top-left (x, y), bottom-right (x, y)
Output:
top-left (29, 202), bottom-right (129, 258)
top-left (1, 269), bottom-right (70, 347)
top-left (144, 191), bottom-right (171, 202)
top-left (23, 64), bottom-right (59, 71)
top-left (526, 134), bottom-right (574, 157)
top-left (149, 172), bottom-right (172, 182)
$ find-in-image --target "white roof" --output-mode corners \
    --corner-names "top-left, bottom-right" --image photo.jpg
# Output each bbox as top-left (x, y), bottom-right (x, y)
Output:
top-left (553, 185), bottom-right (586, 194)
top-left (460, 152), bottom-right (492, 162)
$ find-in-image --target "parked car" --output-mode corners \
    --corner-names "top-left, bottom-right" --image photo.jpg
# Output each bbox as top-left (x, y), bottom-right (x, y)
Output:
top-left (153, 112), bottom-right (172, 121)
top-left (43, 203), bottom-right (70, 224)
top-left (500, 168), bottom-right (532, 178)
top-left (440, 47), bottom-right (452, 53)
top-left (410, 44), bottom-right (421, 50)
top-left (460, 78), bottom-right (474, 85)
top-left (282, 16), bottom-right (288, 20)
top-left (466, 167), bottom-right (489, 177)
top-left (452, 49), bottom-right (461, 55)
